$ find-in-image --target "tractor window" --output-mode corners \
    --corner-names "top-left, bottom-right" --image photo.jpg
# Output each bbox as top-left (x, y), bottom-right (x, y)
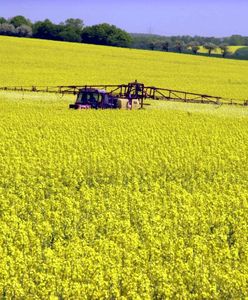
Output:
top-left (76, 93), bottom-right (88, 104)
top-left (98, 94), bottom-right (105, 103)
top-left (87, 93), bottom-right (99, 102)
top-left (76, 92), bottom-right (99, 104)
top-left (77, 93), bottom-right (83, 103)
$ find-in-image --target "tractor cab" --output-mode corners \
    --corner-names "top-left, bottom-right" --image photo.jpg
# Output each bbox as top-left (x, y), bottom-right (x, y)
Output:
top-left (69, 88), bottom-right (118, 109)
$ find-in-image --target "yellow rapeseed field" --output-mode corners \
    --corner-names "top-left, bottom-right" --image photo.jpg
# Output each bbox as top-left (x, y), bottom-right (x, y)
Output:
top-left (0, 36), bottom-right (248, 299)
top-left (1, 36), bottom-right (248, 98)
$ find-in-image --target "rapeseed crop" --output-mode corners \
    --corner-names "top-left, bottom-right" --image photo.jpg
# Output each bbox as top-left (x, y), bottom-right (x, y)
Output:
top-left (1, 36), bottom-right (248, 99)
top-left (0, 93), bottom-right (248, 298)
top-left (0, 37), bottom-right (248, 299)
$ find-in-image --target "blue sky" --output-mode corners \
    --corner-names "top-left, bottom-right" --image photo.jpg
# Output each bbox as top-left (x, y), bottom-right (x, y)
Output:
top-left (1, 0), bottom-right (247, 36)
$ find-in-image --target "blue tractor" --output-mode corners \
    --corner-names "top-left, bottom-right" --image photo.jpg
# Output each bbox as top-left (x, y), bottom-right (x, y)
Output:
top-left (69, 88), bottom-right (119, 109)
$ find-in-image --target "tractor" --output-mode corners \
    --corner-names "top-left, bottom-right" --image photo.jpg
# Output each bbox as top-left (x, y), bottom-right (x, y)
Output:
top-left (69, 88), bottom-right (118, 109)
top-left (69, 81), bottom-right (144, 110)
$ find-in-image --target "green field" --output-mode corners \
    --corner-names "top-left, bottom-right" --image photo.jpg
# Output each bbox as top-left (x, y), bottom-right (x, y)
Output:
top-left (1, 37), bottom-right (248, 299)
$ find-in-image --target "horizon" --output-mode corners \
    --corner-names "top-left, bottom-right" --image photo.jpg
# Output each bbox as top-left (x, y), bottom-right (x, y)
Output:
top-left (1, 0), bottom-right (248, 37)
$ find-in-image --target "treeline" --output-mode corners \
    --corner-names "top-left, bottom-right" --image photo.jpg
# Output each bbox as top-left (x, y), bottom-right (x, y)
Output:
top-left (131, 33), bottom-right (248, 57)
top-left (131, 33), bottom-right (248, 48)
top-left (131, 34), bottom-right (229, 57)
top-left (1, 15), bottom-right (248, 58)
top-left (0, 15), bottom-right (132, 47)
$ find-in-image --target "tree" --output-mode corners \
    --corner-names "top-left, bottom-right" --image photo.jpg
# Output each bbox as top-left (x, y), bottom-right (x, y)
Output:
top-left (187, 41), bottom-right (200, 54)
top-left (161, 41), bottom-right (169, 52)
top-left (81, 23), bottom-right (132, 48)
top-left (148, 42), bottom-right (156, 50)
top-left (59, 18), bottom-right (84, 42)
top-left (229, 35), bottom-right (245, 46)
top-left (59, 28), bottom-right (81, 42)
top-left (107, 29), bottom-right (132, 47)
top-left (9, 15), bottom-right (31, 27)
top-left (219, 44), bottom-right (229, 58)
top-left (175, 40), bottom-right (185, 53)
top-left (203, 42), bottom-right (217, 55)
top-left (16, 25), bottom-right (32, 37)
top-left (33, 19), bottom-right (62, 41)
top-left (0, 17), bottom-right (7, 24)
top-left (0, 23), bottom-right (16, 36)
top-left (64, 18), bottom-right (84, 31)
